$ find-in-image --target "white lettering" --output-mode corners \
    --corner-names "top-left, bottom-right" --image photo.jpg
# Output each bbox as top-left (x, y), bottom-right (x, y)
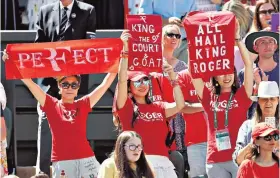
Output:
top-left (73, 49), bottom-right (86, 64)
top-left (31, 53), bottom-right (44, 68)
top-left (131, 24), bottom-right (155, 33)
top-left (18, 53), bottom-right (30, 69)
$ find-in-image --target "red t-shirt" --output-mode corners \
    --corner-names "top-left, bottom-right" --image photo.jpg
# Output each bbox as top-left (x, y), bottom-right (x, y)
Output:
top-left (201, 86), bottom-right (251, 163)
top-left (117, 98), bottom-right (169, 157)
top-left (42, 95), bottom-right (94, 162)
top-left (178, 70), bottom-right (208, 146)
top-left (237, 159), bottom-right (279, 178)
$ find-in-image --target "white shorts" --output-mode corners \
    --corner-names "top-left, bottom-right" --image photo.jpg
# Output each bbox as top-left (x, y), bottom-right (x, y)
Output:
top-left (52, 156), bottom-right (100, 178)
top-left (146, 155), bottom-right (178, 178)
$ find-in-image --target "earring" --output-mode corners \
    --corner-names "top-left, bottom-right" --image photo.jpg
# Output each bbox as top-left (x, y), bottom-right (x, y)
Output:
top-left (215, 83), bottom-right (219, 86)
top-left (257, 145), bottom-right (260, 153)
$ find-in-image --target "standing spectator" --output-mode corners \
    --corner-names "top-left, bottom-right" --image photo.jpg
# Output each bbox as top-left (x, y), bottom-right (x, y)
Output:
top-left (114, 31), bottom-right (185, 178)
top-left (33, 0), bottom-right (96, 176)
top-left (233, 81), bottom-right (279, 166)
top-left (139, 0), bottom-right (197, 66)
top-left (236, 123), bottom-right (279, 178)
top-left (3, 48), bottom-right (117, 177)
top-left (0, 82), bottom-right (8, 177)
top-left (222, 0), bottom-right (254, 74)
top-left (239, 31), bottom-right (279, 119)
top-left (98, 131), bottom-right (155, 178)
top-left (190, 20), bottom-right (253, 178)
top-left (177, 70), bottom-right (208, 178)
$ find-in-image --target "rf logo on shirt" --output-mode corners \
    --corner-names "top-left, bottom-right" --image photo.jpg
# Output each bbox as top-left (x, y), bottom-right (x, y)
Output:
top-left (138, 112), bottom-right (164, 121)
top-left (210, 99), bottom-right (239, 112)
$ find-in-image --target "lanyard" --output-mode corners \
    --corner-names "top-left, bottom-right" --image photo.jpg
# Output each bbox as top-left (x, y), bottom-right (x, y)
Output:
top-left (214, 92), bottom-right (234, 129)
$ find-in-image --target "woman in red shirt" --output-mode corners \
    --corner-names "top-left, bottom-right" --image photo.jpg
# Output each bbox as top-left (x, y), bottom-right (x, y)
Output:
top-left (2, 52), bottom-right (116, 178)
top-left (191, 21), bottom-right (253, 178)
top-left (113, 31), bottom-right (184, 178)
top-left (237, 122), bottom-right (279, 178)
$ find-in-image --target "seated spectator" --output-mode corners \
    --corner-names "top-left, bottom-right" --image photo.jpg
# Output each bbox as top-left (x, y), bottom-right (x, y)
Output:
top-left (233, 81), bottom-right (279, 165)
top-left (31, 172), bottom-right (49, 178)
top-left (236, 122), bottom-right (279, 178)
top-left (98, 131), bottom-right (155, 178)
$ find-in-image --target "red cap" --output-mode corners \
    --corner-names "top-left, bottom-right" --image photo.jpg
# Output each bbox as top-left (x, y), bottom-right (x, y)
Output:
top-left (127, 71), bottom-right (149, 81)
top-left (252, 122), bottom-right (279, 141)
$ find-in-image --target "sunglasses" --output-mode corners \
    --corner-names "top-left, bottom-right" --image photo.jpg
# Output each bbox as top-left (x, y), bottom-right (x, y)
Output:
top-left (258, 9), bottom-right (275, 15)
top-left (125, 144), bottom-right (143, 151)
top-left (60, 82), bottom-right (80, 89)
top-left (133, 77), bottom-right (150, 88)
top-left (166, 33), bottom-right (181, 39)
top-left (259, 133), bottom-right (279, 141)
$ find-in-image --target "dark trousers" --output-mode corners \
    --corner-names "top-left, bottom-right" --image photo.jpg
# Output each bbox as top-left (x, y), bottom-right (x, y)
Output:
top-left (36, 106), bottom-right (52, 176)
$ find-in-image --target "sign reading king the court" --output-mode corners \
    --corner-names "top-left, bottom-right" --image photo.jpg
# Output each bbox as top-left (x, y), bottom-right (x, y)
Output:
top-left (184, 11), bottom-right (235, 79)
top-left (126, 15), bottom-right (163, 72)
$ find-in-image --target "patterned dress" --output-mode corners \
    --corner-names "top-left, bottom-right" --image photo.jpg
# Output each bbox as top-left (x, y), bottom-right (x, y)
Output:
top-left (0, 139), bottom-right (8, 177)
top-left (170, 60), bottom-right (188, 150)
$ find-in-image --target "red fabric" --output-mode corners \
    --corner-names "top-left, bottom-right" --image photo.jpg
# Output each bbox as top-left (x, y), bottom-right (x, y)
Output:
top-left (5, 39), bottom-right (122, 79)
top-left (237, 159), bottom-right (279, 178)
top-left (201, 86), bottom-right (251, 163)
top-left (117, 98), bottom-right (169, 157)
top-left (184, 11), bottom-right (235, 80)
top-left (178, 70), bottom-right (208, 146)
top-left (126, 15), bottom-right (163, 72)
top-left (41, 95), bottom-right (94, 162)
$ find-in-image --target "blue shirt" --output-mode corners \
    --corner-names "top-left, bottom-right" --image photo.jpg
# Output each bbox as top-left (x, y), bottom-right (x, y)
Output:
top-left (139, 0), bottom-right (197, 19)
top-left (139, 0), bottom-right (197, 39)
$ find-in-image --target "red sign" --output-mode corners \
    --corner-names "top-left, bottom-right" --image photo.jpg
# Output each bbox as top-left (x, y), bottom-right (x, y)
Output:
top-left (184, 11), bottom-right (235, 79)
top-left (5, 39), bottom-right (123, 80)
top-left (127, 15), bottom-right (163, 72)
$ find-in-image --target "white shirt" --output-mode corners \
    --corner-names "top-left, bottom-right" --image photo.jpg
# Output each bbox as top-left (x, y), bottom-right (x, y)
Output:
top-left (59, 0), bottom-right (74, 19)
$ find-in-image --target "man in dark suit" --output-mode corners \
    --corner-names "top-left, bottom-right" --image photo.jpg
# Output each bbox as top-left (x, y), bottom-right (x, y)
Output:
top-left (35, 0), bottom-right (96, 176)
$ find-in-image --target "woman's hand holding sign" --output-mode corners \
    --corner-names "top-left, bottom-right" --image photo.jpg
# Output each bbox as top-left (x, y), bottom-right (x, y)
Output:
top-left (1, 49), bottom-right (9, 62)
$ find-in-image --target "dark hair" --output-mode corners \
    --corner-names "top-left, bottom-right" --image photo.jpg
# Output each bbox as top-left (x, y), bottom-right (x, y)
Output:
top-left (31, 172), bottom-right (49, 178)
top-left (254, 0), bottom-right (278, 31)
top-left (211, 68), bottom-right (239, 95)
top-left (113, 131), bottom-right (155, 178)
top-left (128, 80), bottom-right (152, 128)
top-left (255, 100), bottom-right (279, 126)
top-left (245, 142), bottom-right (279, 166)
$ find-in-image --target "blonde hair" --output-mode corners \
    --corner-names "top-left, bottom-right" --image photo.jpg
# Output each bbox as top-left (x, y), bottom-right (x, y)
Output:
top-left (222, 0), bottom-right (253, 39)
top-left (162, 24), bottom-right (182, 48)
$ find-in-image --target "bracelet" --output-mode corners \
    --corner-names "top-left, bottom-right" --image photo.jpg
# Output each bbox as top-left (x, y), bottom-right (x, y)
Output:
top-left (235, 38), bottom-right (241, 42)
top-left (120, 50), bottom-right (129, 58)
top-left (170, 79), bottom-right (179, 87)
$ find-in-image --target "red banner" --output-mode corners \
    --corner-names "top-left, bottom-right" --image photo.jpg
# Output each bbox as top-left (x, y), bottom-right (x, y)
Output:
top-left (127, 15), bottom-right (163, 72)
top-left (184, 11), bottom-right (235, 79)
top-left (5, 39), bottom-right (123, 79)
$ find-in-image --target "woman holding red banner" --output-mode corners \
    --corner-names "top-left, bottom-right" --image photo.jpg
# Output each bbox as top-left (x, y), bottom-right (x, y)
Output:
top-left (190, 20), bottom-right (253, 178)
top-left (113, 30), bottom-right (185, 178)
top-left (2, 52), bottom-right (116, 178)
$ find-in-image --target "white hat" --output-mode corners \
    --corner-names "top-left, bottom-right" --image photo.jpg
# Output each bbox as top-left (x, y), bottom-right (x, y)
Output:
top-left (250, 81), bottom-right (280, 102)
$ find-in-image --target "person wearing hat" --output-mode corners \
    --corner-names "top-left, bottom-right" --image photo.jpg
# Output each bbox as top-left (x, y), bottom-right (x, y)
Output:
top-left (236, 122), bottom-right (279, 178)
top-left (113, 30), bottom-right (185, 178)
top-left (2, 53), bottom-right (117, 177)
top-left (233, 81), bottom-right (279, 166)
top-left (238, 30), bottom-right (279, 119)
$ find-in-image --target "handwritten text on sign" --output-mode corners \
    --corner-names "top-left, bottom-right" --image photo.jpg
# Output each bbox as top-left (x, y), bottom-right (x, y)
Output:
top-left (127, 15), bottom-right (163, 72)
top-left (5, 39), bottom-right (122, 79)
top-left (184, 11), bottom-right (235, 79)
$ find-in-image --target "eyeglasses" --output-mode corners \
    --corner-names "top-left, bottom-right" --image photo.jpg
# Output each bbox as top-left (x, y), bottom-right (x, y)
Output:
top-left (125, 144), bottom-right (143, 151)
top-left (258, 9), bottom-right (276, 15)
top-left (260, 133), bottom-right (279, 141)
top-left (133, 77), bottom-right (150, 88)
top-left (60, 82), bottom-right (80, 89)
top-left (165, 33), bottom-right (181, 39)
